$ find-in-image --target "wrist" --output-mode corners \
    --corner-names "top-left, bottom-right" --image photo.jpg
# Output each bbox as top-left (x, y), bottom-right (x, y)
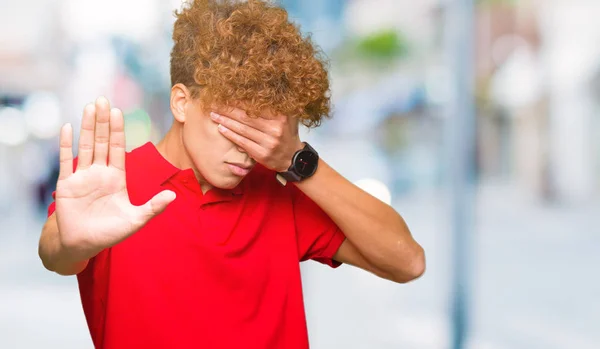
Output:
top-left (44, 237), bottom-right (92, 275)
top-left (275, 142), bottom-right (319, 185)
top-left (276, 141), bottom-right (305, 172)
top-left (59, 236), bottom-right (100, 264)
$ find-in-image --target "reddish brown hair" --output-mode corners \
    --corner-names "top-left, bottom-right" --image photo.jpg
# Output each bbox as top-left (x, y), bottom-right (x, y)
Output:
top-left (170, 0), bottom-right (331, 127)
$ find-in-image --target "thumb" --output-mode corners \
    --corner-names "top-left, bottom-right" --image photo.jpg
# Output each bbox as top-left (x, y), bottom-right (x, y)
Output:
top-left (136, 190), bottom-right (176, 226)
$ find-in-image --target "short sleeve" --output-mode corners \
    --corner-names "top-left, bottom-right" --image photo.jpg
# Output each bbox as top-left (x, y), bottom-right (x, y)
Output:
top-left (291, 184), bottom-right (346, 268)
top-left (47, 200), bottom-right (56, 217)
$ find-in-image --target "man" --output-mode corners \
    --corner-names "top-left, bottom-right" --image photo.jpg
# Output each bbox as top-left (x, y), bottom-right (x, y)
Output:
top-left (38, 0), bottom-right (425, 348)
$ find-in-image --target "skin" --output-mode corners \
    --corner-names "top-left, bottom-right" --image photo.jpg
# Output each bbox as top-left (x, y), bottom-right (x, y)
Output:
top-left (39, 84), bottom-right (425, 283)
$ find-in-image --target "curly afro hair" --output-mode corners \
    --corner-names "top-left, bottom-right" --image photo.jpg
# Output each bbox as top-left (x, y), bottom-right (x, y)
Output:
top-left (170, 0), bottom-right (331, 128)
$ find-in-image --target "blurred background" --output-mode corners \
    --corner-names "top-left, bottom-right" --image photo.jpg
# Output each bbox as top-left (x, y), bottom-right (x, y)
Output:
top-left (1, 0), bottom-right (599, 348)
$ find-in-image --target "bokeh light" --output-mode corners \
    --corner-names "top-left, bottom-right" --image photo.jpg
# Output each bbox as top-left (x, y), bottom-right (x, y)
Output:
top-left (22, 92), bottom-right (62, 140)
top-left (1, 1), bottom-right (599, 348)
top-left (353, 178), bottom-right (392, 205)
top-left (0, 107), bottom-right (28, 146)
top-left (61, 0), bottom-right (160, 42)
top-left (124, 108), bottom-right (152, 150)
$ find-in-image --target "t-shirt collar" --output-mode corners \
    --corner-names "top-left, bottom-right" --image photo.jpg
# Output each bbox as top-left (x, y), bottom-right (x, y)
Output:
top-left (133, 142), bottom-right (244, 196)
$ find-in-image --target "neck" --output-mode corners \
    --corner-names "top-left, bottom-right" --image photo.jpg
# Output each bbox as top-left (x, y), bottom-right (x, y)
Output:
top-left (156, 122), bottom-right (188, 169)
top-left (155, 123), bottom-right (213, 193)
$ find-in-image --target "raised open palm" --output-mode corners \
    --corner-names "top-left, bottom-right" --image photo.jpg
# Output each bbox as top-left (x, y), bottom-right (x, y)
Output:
top-left (55, 97), bottom-right (175, 254)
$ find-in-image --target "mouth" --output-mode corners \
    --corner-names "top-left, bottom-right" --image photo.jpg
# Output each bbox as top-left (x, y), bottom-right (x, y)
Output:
top-left (226, 162), bottom-right (255, 177)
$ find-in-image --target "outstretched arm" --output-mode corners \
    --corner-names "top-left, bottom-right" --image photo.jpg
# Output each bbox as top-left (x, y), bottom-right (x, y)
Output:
top-left (39, 97), bottom-right (175, 276)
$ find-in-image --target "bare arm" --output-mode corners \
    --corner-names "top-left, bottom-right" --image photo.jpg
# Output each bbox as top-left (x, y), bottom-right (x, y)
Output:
top-left (39, 213), bottom-right (89, 276)
top-left (296, 159), bottom-right (425, 283)
top-left (210, 107), bottom-right (425, 284)
top-left (38, 97), bottom-right (175, 277)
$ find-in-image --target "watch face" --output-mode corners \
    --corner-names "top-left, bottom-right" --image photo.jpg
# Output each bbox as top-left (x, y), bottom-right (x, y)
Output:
top-left (294, 150), bottom-right (318, 177)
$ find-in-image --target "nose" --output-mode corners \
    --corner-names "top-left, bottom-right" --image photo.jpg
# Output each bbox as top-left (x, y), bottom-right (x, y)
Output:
top-left (237, 146), bottom-right (247, 153)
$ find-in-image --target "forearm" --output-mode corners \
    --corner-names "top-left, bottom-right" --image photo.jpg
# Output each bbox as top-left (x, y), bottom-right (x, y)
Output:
top-left (39, 214), bottom-right (89, 276)
top-left (295, 159), bottom-right (425, 280)
top-left (206, 107), bottom-right (424, 281)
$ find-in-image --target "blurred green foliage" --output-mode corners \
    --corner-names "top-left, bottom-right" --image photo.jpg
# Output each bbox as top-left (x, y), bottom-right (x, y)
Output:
top-left (355, 29), bottom-right (409, 60)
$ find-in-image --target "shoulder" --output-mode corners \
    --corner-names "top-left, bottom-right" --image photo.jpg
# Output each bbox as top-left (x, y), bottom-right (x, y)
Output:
top-left (122, 145), bottom-right (148, 182)
top-left (122, 143), bottom-right (166, 204)
top-left (123, 142), bottom-right (167, 178)
top-left (124, 143), bottom-right (150, 166)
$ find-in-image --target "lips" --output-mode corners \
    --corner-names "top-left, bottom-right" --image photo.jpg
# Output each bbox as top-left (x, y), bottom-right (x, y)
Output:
top-left (226, 162), bottom-right (254, 177)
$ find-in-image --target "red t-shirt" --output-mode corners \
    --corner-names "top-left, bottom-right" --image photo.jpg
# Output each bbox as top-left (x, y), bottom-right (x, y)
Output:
top-left (48, 142), bottom-right (346, 349)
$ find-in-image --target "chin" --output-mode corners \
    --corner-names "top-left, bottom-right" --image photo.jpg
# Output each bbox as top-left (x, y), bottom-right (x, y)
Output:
top-left (211, 175), bottom-right (243, 190)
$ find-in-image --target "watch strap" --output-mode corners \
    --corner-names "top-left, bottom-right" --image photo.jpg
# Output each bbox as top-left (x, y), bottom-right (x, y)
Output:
top-left (275, 142), bottom-right (317, 186)
top-left (278, 170), bottom-right (302, 182)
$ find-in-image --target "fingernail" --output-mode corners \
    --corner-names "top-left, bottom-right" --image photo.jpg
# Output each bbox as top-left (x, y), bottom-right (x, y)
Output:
top-left (217, 124), bottom-right (227, 132)
top-left (210, 112), bottom-right (220, 121)
top-left (96, 96), bottom-right (108, 105)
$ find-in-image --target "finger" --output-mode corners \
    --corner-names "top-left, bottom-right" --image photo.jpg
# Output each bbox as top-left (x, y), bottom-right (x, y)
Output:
top-left (58, 123), bottom-right (74, 180)
top-left (210, 112), bottom-right (266, 144)
top-left (135, 190), bottom-right (176, 227)
top-left (108, 108), bottom-right (126, 171)
top-left (217, 124), bottom-right (263, 158)
top-left (77, 103), bottom-right (95, 170)
top-left (93, 96), bottom-right (111, 165)
top-left (212, 106), bottom-right (269, 130)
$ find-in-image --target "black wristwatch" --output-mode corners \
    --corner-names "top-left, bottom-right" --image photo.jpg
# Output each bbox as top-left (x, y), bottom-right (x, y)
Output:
top-left (276, 142), bottom-right (319, 186)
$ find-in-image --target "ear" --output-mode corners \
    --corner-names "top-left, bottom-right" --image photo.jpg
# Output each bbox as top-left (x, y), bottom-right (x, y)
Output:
top-left (170, 83), bottom-right (191, 123)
